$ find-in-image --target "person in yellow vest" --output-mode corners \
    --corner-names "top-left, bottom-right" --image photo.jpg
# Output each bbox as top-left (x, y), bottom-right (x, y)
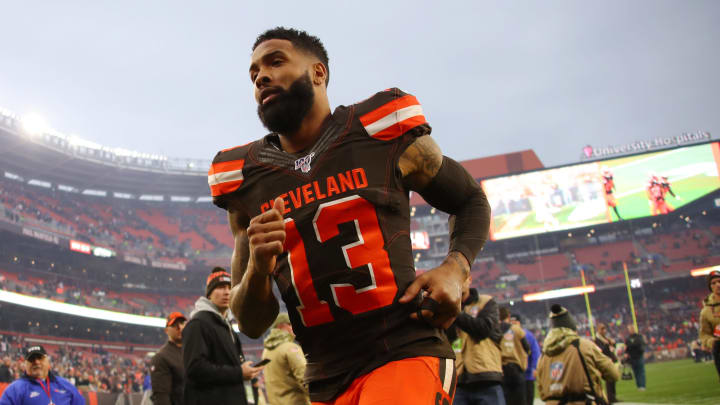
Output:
top-left (261, 313), bottom-right (310, 405)
top-left (537, 304), bottom-right (619, 405)
top-left (498, 307), bottom-right (529, 405)
top-left (700, 270), bottom-right (720, 381)
top-left (447, 278), bottom-right (505, 405)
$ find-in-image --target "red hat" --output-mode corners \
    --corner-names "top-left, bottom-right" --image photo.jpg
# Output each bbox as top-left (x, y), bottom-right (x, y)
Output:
top-left (166, 312), bottom-right (187, 327)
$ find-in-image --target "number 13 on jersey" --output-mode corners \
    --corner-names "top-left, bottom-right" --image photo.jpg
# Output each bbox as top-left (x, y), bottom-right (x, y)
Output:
top-left (283, 195), bottom-right (398, 327)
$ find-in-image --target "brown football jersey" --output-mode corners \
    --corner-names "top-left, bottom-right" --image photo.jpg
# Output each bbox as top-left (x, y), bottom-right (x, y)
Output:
top-left (209, 88), bottom-right (454, 401)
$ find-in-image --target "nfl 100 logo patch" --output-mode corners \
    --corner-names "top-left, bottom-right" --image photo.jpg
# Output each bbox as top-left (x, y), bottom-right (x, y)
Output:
top-left (294, 152), bottom-right (315, 173)
top-left (550, 361), bottom-right (564, 380)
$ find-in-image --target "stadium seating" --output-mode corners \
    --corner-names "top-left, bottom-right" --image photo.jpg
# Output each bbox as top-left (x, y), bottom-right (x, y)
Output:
top-left (572, 241), bottom-right (637, 271)
top-left (1, 178), bottom-right (232, 263)
top-left (0, 269), bottom-right (196, 317)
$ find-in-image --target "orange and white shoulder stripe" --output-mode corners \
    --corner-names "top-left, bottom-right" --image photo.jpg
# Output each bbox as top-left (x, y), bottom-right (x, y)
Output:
top-left (208, 159), bottom-right (245, 197)
top-left (359, 94), bottom-right (426, 141)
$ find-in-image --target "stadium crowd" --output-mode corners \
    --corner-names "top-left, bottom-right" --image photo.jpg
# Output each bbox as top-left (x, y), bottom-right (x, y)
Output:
top-left (0, 279), bottom-right (710, 395)
top-left (0, 269), bottom-right (194, 317)
top-left (0, 178), bottom-right (231, 263)
top-left (0, 334), bottom-right (150, 394)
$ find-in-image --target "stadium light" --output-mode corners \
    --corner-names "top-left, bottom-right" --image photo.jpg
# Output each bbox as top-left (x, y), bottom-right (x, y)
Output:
top-left (20, 113), bottom-right (49, 135)
top-left (28, 179), bottom-right (52, 188)
top-left (522, 285), bottom-right (596, 302)
top-left (690, 265), bottom-right (720, 277)
top-left (0, 289), bottom-right (165, 328)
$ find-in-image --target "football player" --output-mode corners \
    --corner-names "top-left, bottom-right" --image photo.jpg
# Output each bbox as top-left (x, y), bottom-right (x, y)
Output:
top-left (208, 28), bottom-right (491, 405)
top-left (646, 174), bottom-right (671, 215)
top-left (601, 167), bottom-right (623, 221)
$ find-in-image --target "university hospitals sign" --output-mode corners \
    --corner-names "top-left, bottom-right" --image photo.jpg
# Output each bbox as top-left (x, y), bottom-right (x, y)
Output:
top-left (582, 130), bottom-right (711, 160)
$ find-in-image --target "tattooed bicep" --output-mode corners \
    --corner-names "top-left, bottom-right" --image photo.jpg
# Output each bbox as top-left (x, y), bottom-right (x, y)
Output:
top-left (398, 135), bottom-right (444, 191)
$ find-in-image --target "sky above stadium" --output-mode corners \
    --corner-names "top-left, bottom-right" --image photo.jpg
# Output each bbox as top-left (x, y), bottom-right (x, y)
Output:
top-left (1, 1), bottom-right (718, 168)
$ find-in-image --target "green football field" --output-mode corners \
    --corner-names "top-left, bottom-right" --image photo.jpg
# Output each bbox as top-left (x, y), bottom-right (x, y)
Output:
top-left (612, 359), bottom-right (719, 404)
top-left (607, 145), bottom-right (720, 220)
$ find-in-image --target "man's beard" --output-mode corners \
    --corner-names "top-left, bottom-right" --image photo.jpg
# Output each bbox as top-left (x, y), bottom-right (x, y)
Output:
top-left (257, 72), bottom-right (315, 135)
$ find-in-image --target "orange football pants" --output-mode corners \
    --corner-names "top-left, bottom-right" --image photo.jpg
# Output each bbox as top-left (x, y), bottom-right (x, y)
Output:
top-left (312, 356), bottom-right (456, 405)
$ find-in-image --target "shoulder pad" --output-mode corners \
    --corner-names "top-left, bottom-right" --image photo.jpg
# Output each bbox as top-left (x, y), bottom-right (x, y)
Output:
top-left (354, 88), bottom-right (430, 141)
top-left (208, 142), bottom-right (252, 199)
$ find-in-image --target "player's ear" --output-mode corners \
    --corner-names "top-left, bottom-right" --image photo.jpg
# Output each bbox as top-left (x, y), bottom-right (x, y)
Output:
top-left (311, 62), bottom-right (327, 87)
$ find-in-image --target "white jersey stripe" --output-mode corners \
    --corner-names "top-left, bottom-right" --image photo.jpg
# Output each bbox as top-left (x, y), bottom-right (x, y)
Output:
top-left (208, 168), bottom-right (244, 187)
top-left (363, 104), bottom-right (424, 136)
top-left (442, 358), bottom-right (453, 394)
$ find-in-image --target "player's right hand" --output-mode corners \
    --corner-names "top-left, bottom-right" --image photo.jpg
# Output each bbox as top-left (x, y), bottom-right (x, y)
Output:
top-left (247, 197), bottom-right (286, 276)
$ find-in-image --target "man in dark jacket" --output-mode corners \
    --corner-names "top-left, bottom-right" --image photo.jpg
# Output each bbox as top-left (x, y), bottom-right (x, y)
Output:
top-left (511, 314), bottom-right (540, 405)
top-left (595, 323), bottom-right (619, 403)
top-left (447, 277), bottom-right (506, 405)
top-left (183, 267), bottom-right (264, 405)
top-left (624, 325), bottom-right (646, 391)
top-left (151, 312), bottom-right (187, 405)
top-left (0, 356), bottom-right (12, 383)
top-left (499, 307), bottom-right (530, 405)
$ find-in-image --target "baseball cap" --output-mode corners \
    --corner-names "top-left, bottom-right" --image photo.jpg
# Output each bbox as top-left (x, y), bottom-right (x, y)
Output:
top-left (24, 345), bottom-right (47, 361)
top-left (708, 270), bottom-right (720, 291)
top-left (166, 312), bottom-right (187, 327)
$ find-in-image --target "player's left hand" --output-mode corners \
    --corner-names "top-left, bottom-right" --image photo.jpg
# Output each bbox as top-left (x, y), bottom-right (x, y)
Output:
top-left (399, 255), bottom-right (467, 329)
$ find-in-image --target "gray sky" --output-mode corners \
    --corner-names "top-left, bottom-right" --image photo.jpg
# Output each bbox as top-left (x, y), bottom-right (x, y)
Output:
top-left (1, 1), bottom-right (718, 168)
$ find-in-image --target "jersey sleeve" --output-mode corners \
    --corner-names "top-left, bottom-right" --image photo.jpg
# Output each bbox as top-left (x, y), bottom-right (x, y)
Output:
top-left (354, 88), bottom-right (431, 141)
top-left (208, 143), bottom-right (251, 210)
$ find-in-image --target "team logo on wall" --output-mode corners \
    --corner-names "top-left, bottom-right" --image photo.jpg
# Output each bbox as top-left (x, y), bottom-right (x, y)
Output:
top-left (294, 152), bottom-right (316, 173)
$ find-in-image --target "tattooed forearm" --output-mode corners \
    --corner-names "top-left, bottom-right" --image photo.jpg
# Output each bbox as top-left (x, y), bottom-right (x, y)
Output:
top-left (445, 251), bottom-right (470, 277)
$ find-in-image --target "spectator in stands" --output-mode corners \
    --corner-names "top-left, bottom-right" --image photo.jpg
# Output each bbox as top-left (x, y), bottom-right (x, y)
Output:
top-left (151, 312), bottom-right (187, 405)
top-left (182, 267), bottom-right (263, 405)
top-left (595, 323), bottom-right (619, 403)
top-left (499, 307), bottom-right (529, 405)
top-left (75, 372), bottom-right (91, 391)
top-left (0, 357), bottom-right (12, 383)
top-left (448, 278), bottom-right (505, 405)
top-left (700, 269), bottom-right (720, 381)
top-left (261, 312), bottom-right (310, 405)
top-left (511, 314), bottom-right (539, 405)
top-left (537, 305), bottom-right (619, 405)
top-left (624, 324), bottom-right (647, 391)
top-left (0, 344), bottom-right (84, 405)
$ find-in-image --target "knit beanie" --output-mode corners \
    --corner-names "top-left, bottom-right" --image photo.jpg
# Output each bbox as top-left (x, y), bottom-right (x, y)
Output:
top-left (206, 267), bottom-right (232, 298)
top-left (549, 304), bottom-right (577, 331)
top-left (708, 270), bottom-right (720, 292)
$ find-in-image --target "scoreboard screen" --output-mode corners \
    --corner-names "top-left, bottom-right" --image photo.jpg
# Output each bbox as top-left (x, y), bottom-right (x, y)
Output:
top-left (482, 141), bottom-right (720, 240)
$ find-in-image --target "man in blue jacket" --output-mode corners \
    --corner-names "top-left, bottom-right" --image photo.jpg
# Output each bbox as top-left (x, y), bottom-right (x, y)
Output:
top-left (511, 314), bottom-right (540, 405)
top-left (0, 345), bottom-right (84, 405)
